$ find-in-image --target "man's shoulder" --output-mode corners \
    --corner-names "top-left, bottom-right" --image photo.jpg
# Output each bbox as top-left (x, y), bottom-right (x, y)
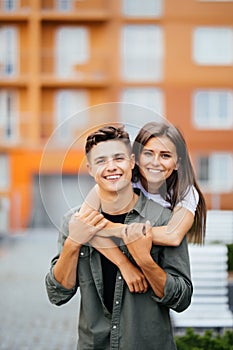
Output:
top-left (137, 191), bottom-right (172, 225)
top-left (62, 205), bottom-right (81, 222)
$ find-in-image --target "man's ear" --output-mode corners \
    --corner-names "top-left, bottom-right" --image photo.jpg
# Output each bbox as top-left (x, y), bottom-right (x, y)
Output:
top-left (86, 162), bottom-right (94, 177)
top-left (130, 154), bottom-right (135, 169)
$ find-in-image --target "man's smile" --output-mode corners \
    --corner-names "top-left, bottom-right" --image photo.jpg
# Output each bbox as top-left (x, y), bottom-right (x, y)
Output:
top-left (104, 174), bottom-right (122, 181)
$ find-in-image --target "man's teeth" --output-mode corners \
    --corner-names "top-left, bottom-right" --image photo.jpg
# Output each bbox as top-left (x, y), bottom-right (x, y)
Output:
top-left (105, 175), bottom-right (121, 180)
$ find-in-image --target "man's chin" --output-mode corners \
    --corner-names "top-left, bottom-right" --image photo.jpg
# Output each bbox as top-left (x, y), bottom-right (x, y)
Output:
top-left (101, 180), bottom-right (131, 193)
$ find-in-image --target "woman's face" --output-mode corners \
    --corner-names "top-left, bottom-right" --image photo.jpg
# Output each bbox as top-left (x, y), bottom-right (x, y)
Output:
top-left (138, 136), bottom-right (178, 192)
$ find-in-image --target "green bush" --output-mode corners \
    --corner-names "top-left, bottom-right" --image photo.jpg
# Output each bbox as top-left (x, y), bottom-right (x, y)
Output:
top-left (227, 244), bottom-right (233, 272)
top-left (175, 328), bottom-right (233, 350)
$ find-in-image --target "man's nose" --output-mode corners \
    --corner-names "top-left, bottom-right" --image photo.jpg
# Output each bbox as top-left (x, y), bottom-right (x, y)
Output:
top-left (106, 158), bottom-right (117, 170)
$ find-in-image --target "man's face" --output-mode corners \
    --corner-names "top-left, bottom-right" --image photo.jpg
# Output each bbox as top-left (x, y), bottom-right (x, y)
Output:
top-left (87, 140), bottom-right (135, 194)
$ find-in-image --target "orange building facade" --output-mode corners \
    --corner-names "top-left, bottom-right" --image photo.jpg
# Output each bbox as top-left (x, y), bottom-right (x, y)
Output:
top-left (0, 0), bottom-right (232, 232)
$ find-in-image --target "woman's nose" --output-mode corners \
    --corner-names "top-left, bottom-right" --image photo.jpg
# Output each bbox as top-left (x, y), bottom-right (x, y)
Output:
top-left (151, 155), bottom-right (160, 166)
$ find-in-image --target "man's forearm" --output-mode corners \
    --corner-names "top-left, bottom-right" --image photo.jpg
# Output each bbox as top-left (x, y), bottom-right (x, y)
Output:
top-left (53, 237), bottom-right (81, 290)
top-left (136, 255), bottom-right (166, 299)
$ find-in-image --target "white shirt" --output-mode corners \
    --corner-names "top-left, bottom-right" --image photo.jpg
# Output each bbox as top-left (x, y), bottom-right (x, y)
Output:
top-left (133, 181), bottom-right (199, 216)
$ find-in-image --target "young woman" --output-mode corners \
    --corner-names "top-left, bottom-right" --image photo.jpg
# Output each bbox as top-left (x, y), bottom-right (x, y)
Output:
top-left (80, 121), bottom-right (206, 293)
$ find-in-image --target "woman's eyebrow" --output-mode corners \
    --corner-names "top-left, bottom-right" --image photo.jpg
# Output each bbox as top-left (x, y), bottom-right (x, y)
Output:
top-left (143, 147), bottom-right (172, 153)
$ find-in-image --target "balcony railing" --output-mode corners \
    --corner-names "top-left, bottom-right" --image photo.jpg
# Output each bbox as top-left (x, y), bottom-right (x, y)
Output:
top-left (0, 0), bottom-right (30, 13)
top-left (0, 51), bottom-right (30, 80)
top-left (41, 0), bottom-right (109, 15)
top-left (41, 52), bottom-right (111, 83)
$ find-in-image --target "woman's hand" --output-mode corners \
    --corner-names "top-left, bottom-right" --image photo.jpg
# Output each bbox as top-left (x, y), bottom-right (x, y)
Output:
top-left (69, 208), bottom-right (108, 246)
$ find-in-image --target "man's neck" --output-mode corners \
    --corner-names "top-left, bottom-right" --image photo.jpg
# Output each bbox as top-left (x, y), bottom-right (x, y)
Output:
top-left (99, 187), bottom-right (138, 215)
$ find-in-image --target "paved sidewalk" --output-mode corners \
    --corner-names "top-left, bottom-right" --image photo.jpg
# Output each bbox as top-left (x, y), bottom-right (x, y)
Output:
top-left (0, 229), bottom-right (79, 350)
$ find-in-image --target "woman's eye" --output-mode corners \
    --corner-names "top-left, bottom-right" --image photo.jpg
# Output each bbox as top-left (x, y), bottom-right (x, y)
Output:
top-left (143, 151), bottom-right (153, 157)
top-left (161, 154), bottom-right (171, 159)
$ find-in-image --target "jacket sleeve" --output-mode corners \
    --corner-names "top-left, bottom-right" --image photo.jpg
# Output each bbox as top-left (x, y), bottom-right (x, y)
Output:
top-left (152, 237), bottom-right (193, 313)
top-left (45, 209), bottom-right (79, 306)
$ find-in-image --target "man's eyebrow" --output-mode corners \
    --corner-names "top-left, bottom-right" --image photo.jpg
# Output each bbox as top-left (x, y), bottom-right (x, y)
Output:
top-left (93, 155), bottom-right (107, 161)
top-left (114, 153), bottom-right (126, 157)
top-left (93, 153), bottom-right (126, 161)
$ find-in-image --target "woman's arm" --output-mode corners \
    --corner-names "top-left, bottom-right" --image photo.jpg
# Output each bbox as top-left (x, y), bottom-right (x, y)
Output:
top-left (81, 186), bottom-right (194, 246)
top-left (79, 185), bottom-right (100, 213)
top-left (96, 207), bottom-right (194, 246)
top-left (151, 206), bottom-right (194, 247)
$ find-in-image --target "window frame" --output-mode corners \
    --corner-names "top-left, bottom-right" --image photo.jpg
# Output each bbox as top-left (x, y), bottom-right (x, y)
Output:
top-left (0, 154), bottom-right (10, 190)
top-left (55, 26), bottom-right (90, 77)
top-left (0, 26), bottom-right (18, 76)
top-left (121, 25), bottom-right (164, 82)
top-left (122, 0), bottom-right (163, 17)
top-left (192, 89), bottom-right (233, 129)
top-left (193, 26), bottom-right (233, 65)
top-left (54, 89), bottom-right (89, 142)
top-left (197, 153), bottom-right (233, 193)
top-left (0, 89), bottom-right (18, 141)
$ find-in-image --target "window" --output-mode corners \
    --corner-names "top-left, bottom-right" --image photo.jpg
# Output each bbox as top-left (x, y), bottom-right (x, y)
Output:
top-left (0, 27), bottom-right (18, 76)
top-left (0, 196), bottom-right (9, 232)
top-left (193, 89), bottom-right (233, 129)
top-left (0, 90), bottom-right (18, 141)
top-left (193, 27), bottom-right (233, 65)
top-left (120, 88), bottom-right (165, 139)
top-left (121, 25), bottom-right (163, 81)
top-left (56, 0), bottom-right (73, 11)
top-left (122, 0), bottom-right (163, 17)
top-left (55, 27), bottom-right (89, 77)
top-left (55, 89), bottom-right (89, 142)
top-left (197, 153), bottom-right (233, 192)
top-left (2, 0), bottom-right (17, 11)
top-left (0, 154), bottom-right (10, 189)
top-left (197, 1), bottom-right (233, 2)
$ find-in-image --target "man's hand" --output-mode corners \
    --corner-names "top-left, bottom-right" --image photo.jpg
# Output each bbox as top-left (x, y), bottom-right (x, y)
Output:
top-left (123, 221), bottom-right (152, 266)
top-left (69, 208), bottom-right (108, 246)
top-left (118, 259), bottom-right (148, 293)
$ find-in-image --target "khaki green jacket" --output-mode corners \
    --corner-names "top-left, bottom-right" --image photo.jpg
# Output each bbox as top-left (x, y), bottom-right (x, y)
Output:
top-left (45, 191), bottom-right (192, 350)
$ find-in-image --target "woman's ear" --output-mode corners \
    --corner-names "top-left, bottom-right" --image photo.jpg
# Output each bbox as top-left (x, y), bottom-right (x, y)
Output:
top-left (175, 157), bottom-right (181, 170)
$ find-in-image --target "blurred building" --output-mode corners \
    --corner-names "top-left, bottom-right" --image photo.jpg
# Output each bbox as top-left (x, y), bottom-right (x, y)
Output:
top-left (0, 0), bottom-right (232, 231)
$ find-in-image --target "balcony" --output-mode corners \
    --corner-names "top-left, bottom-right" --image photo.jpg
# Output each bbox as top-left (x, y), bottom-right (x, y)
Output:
top-left (41, 52), bottom-right (111, 87)
top-left (0, 0), bottom-right (30, 19)
top-left (0, 57), bottom-right (29, 86)
top-left (0, 112), bottom-right (29, 147)
top-left (41, 0), bottom-right (110, 21)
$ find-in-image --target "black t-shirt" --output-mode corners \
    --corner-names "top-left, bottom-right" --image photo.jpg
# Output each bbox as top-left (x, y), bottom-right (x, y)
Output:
top-left (100, 211), bottom-right (127, 313)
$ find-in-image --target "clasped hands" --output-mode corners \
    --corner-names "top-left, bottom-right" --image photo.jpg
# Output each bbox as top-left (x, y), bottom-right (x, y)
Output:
top-left (68, 208), bottom-right (152, 257)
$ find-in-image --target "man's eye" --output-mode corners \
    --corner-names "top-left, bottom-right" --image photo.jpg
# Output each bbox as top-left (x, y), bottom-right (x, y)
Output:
top-left (115, 156), bottom-right (125, 161)
top-left (95, 159), bottom-right (105, 165)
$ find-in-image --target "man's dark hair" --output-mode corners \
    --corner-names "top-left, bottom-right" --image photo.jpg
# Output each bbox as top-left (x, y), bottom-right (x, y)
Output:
top-left (85, 125), bottom-right (131, 158)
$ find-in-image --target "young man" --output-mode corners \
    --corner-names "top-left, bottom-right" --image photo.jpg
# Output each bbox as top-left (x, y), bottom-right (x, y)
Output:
top-left (45, 125), bottom-right (192, 350)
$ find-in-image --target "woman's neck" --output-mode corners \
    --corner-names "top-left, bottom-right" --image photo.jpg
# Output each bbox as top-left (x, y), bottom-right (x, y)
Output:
top-left (140, 176), bottom-right (161, 195)
top-left (99, 187), bottom-right (138, 215)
